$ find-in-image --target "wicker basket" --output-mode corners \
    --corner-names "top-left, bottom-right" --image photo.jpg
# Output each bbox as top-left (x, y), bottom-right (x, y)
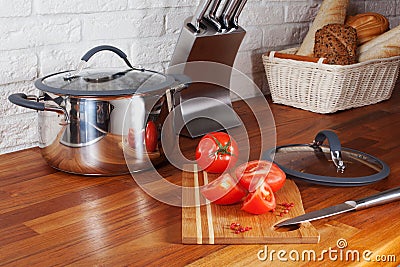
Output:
top-left (263, 47), bottom-right (400, 113)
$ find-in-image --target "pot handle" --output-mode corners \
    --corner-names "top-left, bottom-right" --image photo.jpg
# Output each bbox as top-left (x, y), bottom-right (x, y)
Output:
top-left (80, 45), bottom-right (134, 69)
top-left (311, 130), bottom-right (346, 173)
top-left (8, 93), bottom-right (65, 114)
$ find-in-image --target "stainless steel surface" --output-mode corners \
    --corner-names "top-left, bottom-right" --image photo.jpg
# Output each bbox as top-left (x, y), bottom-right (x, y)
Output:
top-left (9, 45), bottom-right (192, 176)
top-left (205, 0), bottom-right (223, 31)
top-left (219, 0), bottom-right (240, 30)
top-left (168, 18), bottom-right (245, 137)
top-left (189, 0), bottom-right (213, 32)
top-left (355, 186), bottom-right (400, 210)
top-left (275, 186), bottom-right (400, 227)
top-left (37, 91), bottom-right (169, 175)
top-left (274, 203), bottom-right (356, 228)
top-left (231, 0), bottom-right (248, 28)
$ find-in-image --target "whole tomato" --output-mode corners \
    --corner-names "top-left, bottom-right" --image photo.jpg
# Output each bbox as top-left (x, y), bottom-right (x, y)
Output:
top-left (195, 132), bottom-right (239, 173)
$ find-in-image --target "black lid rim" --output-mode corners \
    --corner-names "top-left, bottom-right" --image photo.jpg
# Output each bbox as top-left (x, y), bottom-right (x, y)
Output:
top-left (34, 69), bottom-right (176, 97)
top-left (262, 145), bottom-right (390, 187)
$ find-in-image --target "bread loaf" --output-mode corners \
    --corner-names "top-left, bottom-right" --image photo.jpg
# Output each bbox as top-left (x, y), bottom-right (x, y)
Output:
top-left (346, 12), bottom-right (389, 44)
top-left (314, 24), bottom-right (357, 65)
top-left (297, 0), bottom-right (349, 57)
top-left (358, 24), bottom-right (400, 62)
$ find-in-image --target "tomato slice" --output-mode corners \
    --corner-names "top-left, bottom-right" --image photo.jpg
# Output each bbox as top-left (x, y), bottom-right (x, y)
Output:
top-left (200, 173), bottom-right (247, 205)
top-left (145, 121), bottom-right (158, 152)
top-left (195, 132), bottom-right (239, 174)
top-left (235, 160), bottom-right (286, 192)
top-left (241, 182), bottom-right (276, 215)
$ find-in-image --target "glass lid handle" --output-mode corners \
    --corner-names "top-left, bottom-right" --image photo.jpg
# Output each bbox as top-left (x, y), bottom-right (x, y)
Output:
top-left (311, 130), bottom-right (346, 173)
top-left (81, 45), bottom-right (134, 69)
top-left (64, 45), bottom-right (137, 81)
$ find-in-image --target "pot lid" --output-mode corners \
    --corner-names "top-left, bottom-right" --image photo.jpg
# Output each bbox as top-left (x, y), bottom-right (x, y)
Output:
top-left (34, 45), bottom-right (176, 96)
top-left (263, 130), bottom-right (390, 186)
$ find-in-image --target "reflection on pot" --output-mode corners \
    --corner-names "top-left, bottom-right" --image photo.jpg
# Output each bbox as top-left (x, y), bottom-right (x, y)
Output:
top-left (38, 92), bottom-right (167, 176)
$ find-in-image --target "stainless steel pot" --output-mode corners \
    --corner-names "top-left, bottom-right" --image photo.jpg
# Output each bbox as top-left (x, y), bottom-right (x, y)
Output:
top-left (9, 45), bottom-right (189, 175)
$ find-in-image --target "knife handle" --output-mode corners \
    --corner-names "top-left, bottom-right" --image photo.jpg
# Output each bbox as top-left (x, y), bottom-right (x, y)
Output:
top-left (355, 186), bottom-right (400, 210)
top-left (231, 0), bottom-right (248, 28)
top-left (220, 0), bottom-right (240, 29)
top-left (190, 0), bottom-right (213, 32)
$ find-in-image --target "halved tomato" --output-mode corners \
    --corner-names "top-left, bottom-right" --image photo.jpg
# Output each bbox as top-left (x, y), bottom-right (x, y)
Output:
top-left (200, 173), bottom-right (247, 205)
top-left (241, 182), bottom-right (276, 215)
top-left (235, 160), bottom-right (286, 192)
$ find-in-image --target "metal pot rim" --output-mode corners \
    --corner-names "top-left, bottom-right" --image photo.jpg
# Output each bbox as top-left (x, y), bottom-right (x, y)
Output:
top-left (34, 69), bottom-right (178, 97)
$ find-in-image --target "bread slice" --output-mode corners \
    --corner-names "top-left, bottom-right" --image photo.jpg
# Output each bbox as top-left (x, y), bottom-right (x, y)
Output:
top-left (297, 0), bottom-right (349, 57)
top-left (358, 24), bottom-right (400, 62)
top-left (314, 24), bottom-right (357, 65)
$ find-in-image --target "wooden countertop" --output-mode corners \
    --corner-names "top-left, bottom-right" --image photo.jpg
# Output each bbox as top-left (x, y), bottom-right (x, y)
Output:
top-left (1, 84), bottom-right (399, 266)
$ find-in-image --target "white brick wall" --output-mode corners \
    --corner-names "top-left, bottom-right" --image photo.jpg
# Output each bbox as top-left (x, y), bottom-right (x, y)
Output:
top-left (1, 0), bottom-right (399, 154)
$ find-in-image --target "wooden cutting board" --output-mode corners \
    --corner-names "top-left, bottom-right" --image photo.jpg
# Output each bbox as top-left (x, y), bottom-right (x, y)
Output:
top-left (182, 164), bottom-right (320, 244)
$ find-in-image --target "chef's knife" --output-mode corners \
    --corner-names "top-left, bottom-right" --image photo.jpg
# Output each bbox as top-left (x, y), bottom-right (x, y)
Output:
top-left (275, 186), bottom-right (400, 228)
top-left (231, 0), bottom-right (248, 28)
top-left (189, 0), bottom-right (213, 33)
top-left (206, 0), bottom-right (223, 31)
top-left (219, 0), bottom-right (240, 30)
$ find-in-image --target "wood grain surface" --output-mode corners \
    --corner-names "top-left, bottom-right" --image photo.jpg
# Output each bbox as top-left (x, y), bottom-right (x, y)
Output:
top-left (0, 81), bottom-right (399, 266)
top-left (182, 165), bottom-right (319, 244)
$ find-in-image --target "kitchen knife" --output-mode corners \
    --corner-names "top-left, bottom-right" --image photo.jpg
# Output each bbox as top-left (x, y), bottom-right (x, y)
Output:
top-left (205, 0), bottom-right (223, 31)
top-left (231, 0), bottom-right (248, 28)
top-left (219, 0), bottom-right (240, 30)
top-left (274, 186), bottom-right (400, 228)
top-left (189, 0), bottom-right (213, 33)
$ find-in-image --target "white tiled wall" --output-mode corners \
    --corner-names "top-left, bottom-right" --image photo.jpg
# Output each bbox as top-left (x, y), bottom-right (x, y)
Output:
top-left (0, 0), bottom-right (399, 154)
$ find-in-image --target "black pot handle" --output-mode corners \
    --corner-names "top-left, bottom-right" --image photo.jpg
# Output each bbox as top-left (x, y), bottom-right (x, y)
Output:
top-left (8, 93), bottom-right (45, 111)
top-left (80, 45), bottom-right (134, 69)
top-left (311, 130), bottom-right (345, 173)
top-left (8, 93), bottom-right (65, 115)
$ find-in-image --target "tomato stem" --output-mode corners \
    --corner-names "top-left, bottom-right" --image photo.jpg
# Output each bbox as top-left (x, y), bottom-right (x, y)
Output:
top-left (209, 135), bottom-right (238, 158)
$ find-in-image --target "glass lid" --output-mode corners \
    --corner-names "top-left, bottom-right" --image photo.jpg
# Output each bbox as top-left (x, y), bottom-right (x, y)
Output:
top-left (263, 130), bottom-right (390, 186)
top-left (34, 45), bottom-right (175, 96)
top-left (35, 68), bottom-right (174, 96)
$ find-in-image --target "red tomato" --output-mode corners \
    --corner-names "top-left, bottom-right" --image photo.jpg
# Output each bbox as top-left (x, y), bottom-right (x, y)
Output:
top-left (145, 121), bottom-right (158, 152)
top-left (195, 132), bottom-right (239, 173)
top-left (235, 160), bottom-right (286, 192)
top-left (200, 173), bottom-right (247, 205)
top-left (241, 182), bottom-right (276, 215)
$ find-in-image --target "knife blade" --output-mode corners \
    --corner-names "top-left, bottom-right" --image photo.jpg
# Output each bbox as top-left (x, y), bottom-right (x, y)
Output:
top-left (274, 186), bottom-right (400, 228)
top-left (189, 0), bottom-right (213, 33)
top-left (231, 0), bottom-right (248, 28)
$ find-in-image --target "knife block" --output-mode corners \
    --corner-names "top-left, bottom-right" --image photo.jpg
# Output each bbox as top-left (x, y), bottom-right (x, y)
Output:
top-left (167, 18), bottom-right (246, 138)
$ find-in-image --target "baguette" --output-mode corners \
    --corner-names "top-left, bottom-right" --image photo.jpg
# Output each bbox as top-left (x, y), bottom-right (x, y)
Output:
top-left (358, 24), bottom-right (400, 62)
top-left (268, 52), bottom-right (328, 63)
top-left (297, 0), bottom-right (349, 57)
top-left (346, 12), bottom-right (389, 45)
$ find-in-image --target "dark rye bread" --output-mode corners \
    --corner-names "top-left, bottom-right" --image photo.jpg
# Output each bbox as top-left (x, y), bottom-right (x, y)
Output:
top-left (314, 24), bottom-right (358, 65)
